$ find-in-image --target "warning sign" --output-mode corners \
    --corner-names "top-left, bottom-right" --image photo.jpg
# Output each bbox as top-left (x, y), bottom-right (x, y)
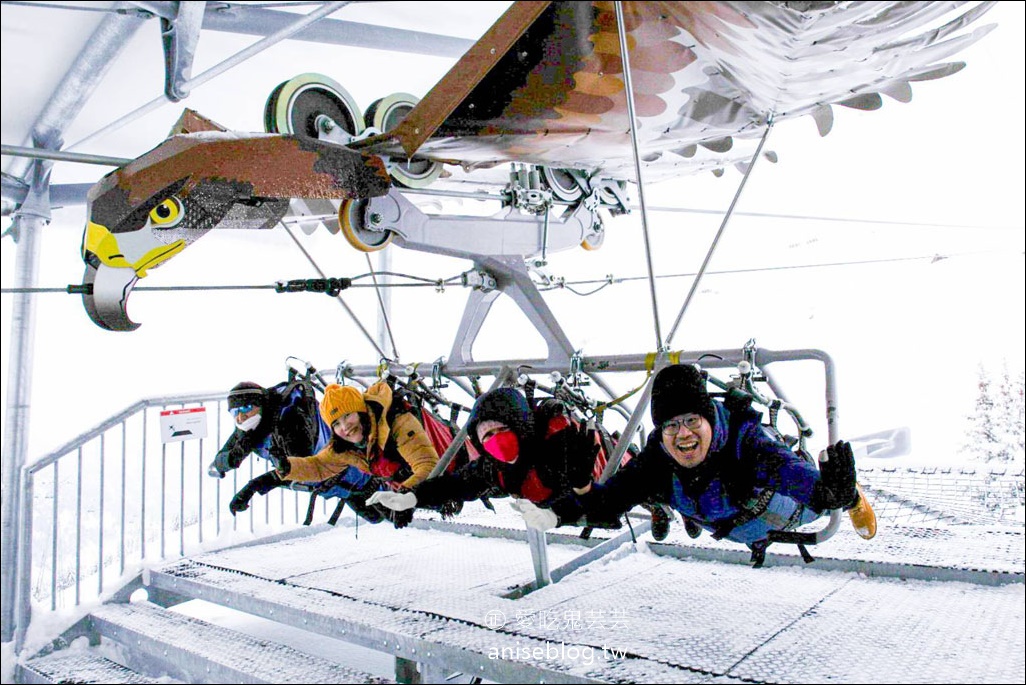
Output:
top-left (159, 407), bottom-right (209, 443)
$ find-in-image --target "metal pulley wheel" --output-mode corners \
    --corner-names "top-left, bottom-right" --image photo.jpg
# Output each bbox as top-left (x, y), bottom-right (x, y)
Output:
top-left (338, 199), bottom-right (393, 252)
top-left (597, 179), bottom-right (628, 212)
top-left (540, 166), bottom-right (584, 203)
top-left (364, 92), bottom-right (442, 188)
top-left (264, 73), bottom-right (364, 140)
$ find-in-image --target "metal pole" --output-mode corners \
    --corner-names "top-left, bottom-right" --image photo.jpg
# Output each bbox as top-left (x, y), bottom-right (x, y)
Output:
top-left (598, 373), bottom-right (657, 484)
top-left (1, 209), bottom-right (44, 642)
top-left (197, 434), bottom-right (204, 544)
top-left (6, 2), bottom-right (147, 179)
top-left (160, 443), bottom-right (166, 559)
top-left (141, 410), bottom-right (147, 561)
top-left (68, 1), bottom-right (352, 151)
top-left (98, 435), bottom-right (105, 596)
top-left (179, 441), bottom-right (185, 557)
top-left (370, 251), bottom-right (399, 360)
top-left (120, 422), bottom-right (126, 576)
top-left (75, 448), bottom-right (82, 606)
top-left (428, 368), bottom-right (512, 477)
top-left (665, 123), bottom-right (774, 347)
top-left (0, 144), bottom-right (130, 167)
top-left (614, 1), bottom-right (663, 351)
top-left (50, 463), bottom-right (58, 612)
top-left (217, 405), bottom-right (222, 536)
top-left (13, 470), bottom-right (34, 652)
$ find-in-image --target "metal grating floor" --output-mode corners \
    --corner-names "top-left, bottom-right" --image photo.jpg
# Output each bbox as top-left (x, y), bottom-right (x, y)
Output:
top-left (163, 512), bottom-right (1025, 683)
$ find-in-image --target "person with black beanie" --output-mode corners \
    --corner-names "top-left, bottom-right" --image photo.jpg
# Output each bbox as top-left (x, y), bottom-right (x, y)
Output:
top-left (520, 364), bottom-right (877, 563)
top-left (366, 387), bottom-right (600, 523)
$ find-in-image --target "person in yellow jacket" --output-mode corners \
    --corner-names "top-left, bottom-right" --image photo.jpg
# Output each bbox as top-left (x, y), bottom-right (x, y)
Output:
top-left (272, 381), bottom-right (440, 496)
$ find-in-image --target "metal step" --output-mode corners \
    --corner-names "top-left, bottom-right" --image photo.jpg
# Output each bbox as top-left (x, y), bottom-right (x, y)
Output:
top-left (16, 649), bottom-right (167, 684)
top-left (144, 559), bottom-right (658, 684)
top-left (89, 601), bottom-right (391, 684)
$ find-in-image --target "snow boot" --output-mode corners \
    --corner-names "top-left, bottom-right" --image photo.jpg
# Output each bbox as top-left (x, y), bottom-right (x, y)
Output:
top-left (650, 505), bottom-right (671, 541)
top-left (847, 483), bottom-right (877, 540)
top-left (683, 517), bottom-right (703, 539)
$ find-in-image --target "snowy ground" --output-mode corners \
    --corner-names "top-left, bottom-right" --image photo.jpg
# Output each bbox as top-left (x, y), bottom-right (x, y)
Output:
top-left (9, 496), bottom-right (1018, 684)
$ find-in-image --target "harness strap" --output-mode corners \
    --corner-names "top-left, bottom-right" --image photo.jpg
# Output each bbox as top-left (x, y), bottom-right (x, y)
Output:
top-left (711, 488), bottom-right (776, 540)
top-left (523, 380), bottom-right (536, 407)
top-left (303, 492), bottom-right (318, 526)
top-left (767, 530), bottom-right (818, 564)
top-left (749, 539), bottom-right (769, 568)
top-left (327, 498), bottom-right (347, 526)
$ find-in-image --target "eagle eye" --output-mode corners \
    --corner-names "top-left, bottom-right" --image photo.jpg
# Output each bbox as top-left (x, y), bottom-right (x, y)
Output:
top-left (149, 196), bottom-right (184, 227)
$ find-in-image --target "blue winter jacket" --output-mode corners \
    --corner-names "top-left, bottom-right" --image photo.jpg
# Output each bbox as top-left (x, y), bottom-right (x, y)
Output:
top-left (568, 401), bottom-right (824, 545)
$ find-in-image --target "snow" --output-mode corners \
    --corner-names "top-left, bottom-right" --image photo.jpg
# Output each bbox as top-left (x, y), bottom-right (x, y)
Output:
top-left (118, 516), bottom-right (1026, 682)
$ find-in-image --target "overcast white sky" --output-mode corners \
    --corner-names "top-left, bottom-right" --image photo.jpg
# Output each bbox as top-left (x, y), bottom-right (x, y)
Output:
top-left (2, 1), bottom-right (1023, 466)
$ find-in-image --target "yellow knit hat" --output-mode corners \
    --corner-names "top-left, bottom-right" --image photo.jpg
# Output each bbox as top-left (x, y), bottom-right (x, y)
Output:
top-left (320, 384), bottom-right (367, 426)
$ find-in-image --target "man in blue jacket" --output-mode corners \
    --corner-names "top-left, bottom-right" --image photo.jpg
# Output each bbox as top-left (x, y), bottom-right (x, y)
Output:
top-left (518, 364), bottom-right (876, 565)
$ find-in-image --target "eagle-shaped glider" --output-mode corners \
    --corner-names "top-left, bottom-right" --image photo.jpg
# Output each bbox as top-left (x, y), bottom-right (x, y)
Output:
top-left (80, 1), bottom-right (997, 330)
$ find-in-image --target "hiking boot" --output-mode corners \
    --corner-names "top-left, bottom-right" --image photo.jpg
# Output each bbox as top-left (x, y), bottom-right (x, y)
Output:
top-left (847, 483), bottom-right (877, 540)
top-left (650, 506), bottom-right (671, 541)
top-left (683, 517), bottom-right (703, 539)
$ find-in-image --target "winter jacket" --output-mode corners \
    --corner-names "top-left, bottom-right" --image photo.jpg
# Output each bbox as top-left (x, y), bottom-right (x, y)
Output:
top-left (280, 381), bottom-right (439, 490)
top-left (413, 392), bottom-right (597, 519)
top-left (565, 400), bottom-right (824, 545)
top-left (216, 382), bottom-right (329, 470)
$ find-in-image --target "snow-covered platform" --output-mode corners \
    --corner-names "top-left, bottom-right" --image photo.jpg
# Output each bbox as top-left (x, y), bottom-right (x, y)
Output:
top-left (133, 502), bottom-right (1023, 684)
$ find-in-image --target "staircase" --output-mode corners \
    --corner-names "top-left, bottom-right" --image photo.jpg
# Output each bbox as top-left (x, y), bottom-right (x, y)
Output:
top-left (16, 596), bottom-right (393, 684)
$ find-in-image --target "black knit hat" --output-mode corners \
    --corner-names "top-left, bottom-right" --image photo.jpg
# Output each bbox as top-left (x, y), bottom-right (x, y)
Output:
top-left (227, 381), bottom-right (266, 411)
top-left (466, 388), bottom-right (534, 454)
top-left (650, 364), bottom-right (715, 427)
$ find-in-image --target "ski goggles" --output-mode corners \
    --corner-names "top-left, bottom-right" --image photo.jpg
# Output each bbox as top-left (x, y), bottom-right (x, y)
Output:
top-left (229, 404), bottom-right (257, 417)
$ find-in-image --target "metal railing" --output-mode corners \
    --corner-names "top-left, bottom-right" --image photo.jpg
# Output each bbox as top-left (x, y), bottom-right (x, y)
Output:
top-left (12, 392), bottom-right (315, 650)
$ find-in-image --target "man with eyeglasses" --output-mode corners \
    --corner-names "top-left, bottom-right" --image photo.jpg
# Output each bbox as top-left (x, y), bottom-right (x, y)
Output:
top-left (515, 364), bottom-right (876, 566)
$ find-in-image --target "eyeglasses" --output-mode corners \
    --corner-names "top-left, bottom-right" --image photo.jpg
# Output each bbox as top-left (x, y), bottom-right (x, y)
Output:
top-left (661, 414), bottom-right (703, 435)
top-left (229, 404), bottom-right (256, 417)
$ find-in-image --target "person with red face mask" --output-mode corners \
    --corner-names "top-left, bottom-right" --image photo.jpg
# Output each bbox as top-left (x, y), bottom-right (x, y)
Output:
top-left (367, 387), bottom-right (598, 521)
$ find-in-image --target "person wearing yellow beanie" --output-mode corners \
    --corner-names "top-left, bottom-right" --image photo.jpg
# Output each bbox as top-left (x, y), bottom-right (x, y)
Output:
top-left (319, 384), bottom-right (368, 437)
top-left (272, 381), bottom-right (440, 500)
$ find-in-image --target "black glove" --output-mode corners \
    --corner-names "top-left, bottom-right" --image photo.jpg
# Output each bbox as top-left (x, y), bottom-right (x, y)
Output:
top-left (565, 424), bottom-right (600, 490)
top-left (813, 440), bottom-right (858, 510)
top-left (209, 449), bottom-right (233, 478)
top-left (230, 483), bottom-right (258, 515)
top-left (269, 454), bottom-right (291, 477)
top-left (229, 471), bottom-right (281, 515)
top-left (391, 507), bottom-right (414, 529)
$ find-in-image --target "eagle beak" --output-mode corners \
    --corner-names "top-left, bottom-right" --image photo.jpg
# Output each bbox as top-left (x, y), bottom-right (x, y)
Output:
top-left (84, 221), bottom-right (186, 277)
top-left (80, 221), bottom-right (186, 331)
top-left (81, 263), bottom-right (141, 332)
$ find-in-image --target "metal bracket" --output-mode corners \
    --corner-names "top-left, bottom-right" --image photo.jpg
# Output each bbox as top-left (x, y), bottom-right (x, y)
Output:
top-left (159, 2), bottom-right (204, 101)
top-left (352, 190), bottom-right (594, 371)
top-left (460, 270), bottom-right (497, 292)
top-left (430, 357), bottom-right (448, 390)
top-left (503, 164), bottom-right (553, 215)
top-left (315, 114), bottom-right (359, 145)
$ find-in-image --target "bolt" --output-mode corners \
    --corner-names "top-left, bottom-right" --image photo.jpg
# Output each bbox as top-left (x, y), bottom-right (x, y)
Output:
top-left (369, 213), bottom-right (383, 225)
